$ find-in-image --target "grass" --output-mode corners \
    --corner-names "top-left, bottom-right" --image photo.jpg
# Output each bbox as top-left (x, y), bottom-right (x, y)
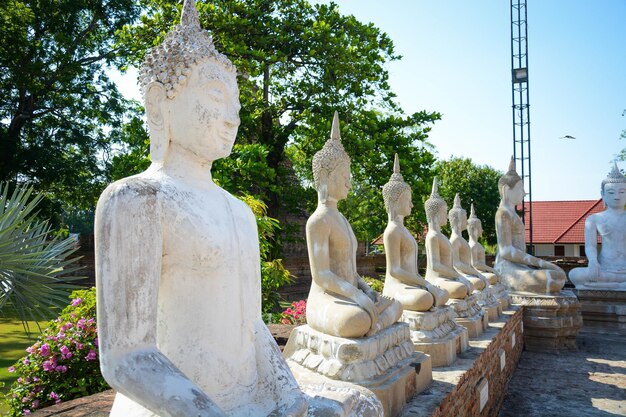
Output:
top-left (0, 317), bottom-right (44, 414)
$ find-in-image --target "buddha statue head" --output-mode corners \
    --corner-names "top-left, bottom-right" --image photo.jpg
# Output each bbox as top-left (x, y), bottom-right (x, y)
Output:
top-left (140, 0), bottom-right (240, 163)
top-left (383, 154), bottom-right (412, 220)
top-left (312, 112), bottom-right (351, 203)
top-left (425, 177), bottom-right (447, 228)
top-left (601, 162), bottom-right (626, 209)
top-left (498, 156), bottom-right (524, 206)
top-left (448, 194), bottom-right (467, 232)
top-left (467, 203), bottom-right (483, 240)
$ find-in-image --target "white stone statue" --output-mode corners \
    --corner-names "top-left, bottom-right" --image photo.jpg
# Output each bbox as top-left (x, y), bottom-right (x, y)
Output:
top-left (382, 154), bottom-right (449, 311)
top-left (467, 204), bottom-right (509, 309)
top-left (95, 2), bottom-right (307, 416)
top-left (381, 157), bottom-right (468, 366)
top-left (424, 178), bottom-right (485, 337)
top-left (304, 113), bottom-right (402, 338)
top-left (495, 157), bottom-right (566, 294)
top-left (448, 195), bottom-right (501, 319)
top-left (569, 163), bottom-right (626, 290)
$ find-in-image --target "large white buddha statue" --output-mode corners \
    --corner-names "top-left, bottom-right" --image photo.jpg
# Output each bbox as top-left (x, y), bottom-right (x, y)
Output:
top-left (95, 2), bottom-right (307, 416)
top-left (494, 157), bottom-right (566, 294)
top-left (305, 113), bottom-right (402, 337)
top-left (382, 154), bottom-right (449, 311)
top-left (569, 163), bottom-right (626, 290)
top-left (467, 204), bottom-right (509, 309)
top-left (448, 195), bottom-right (501, 319)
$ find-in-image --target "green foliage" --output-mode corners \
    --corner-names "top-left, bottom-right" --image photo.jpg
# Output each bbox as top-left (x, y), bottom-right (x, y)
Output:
top-left (238, 195), bottom-right (293, 315)
top-left (434, 157), bottom-right (502, 244)
top-left (3, 288), bottom-right (107, 416)
top-left (0, 183), bottom-right (82, 331)
top-left (362, 276), bottom-right (385, 293)
top-left (0, 0), bottom-right (140, 224)
top-left (117, 0), bottom-right (439, 236)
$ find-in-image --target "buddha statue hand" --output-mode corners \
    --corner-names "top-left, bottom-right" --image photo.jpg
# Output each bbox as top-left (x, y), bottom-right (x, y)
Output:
top-left (426, 283), bottom-right (448, 306)
top-left (268, 396), bottom-right (308, 417)
top-left (586, 259), bottom-right (601, 277)
top-left (376, 294), bottom-right (395, 313)
top-left (355, 290), bottom-right (380, 330)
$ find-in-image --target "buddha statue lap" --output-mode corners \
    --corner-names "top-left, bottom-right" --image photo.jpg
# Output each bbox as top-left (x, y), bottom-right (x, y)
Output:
top-left (381, 155), bottom-right (467, 366)
top-left (495, 157), bottom-right (566, 294)
top-left (569, 163), bottom-right (626, 290)
top-left (448, 195), bottom-right (501, 320)
top-left (95, 2), bottom-right (307, 416)
top-left (424, 179), bottom-right (485, 337)
top-left (284, 116), bottom-right (430, 417)
top-left (467, 204), bottom-right (509, 309)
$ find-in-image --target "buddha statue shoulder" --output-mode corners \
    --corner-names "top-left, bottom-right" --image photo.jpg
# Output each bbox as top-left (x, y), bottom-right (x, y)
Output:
top-left (467, 204), bottom-right (500, 285)
top-left (95, 2), bottom-right (306, 416)
top-left (424, 178), bottom-right (473, 299)
top-left (494, 157), bottom-right (566, 294)
top-left (448, 194), bottom-right (489, 292)
top-left (305, 113), bottom-right (402, 338)
top-left (381, 154), bottom-right (449, 311)
top-left (569, 162), bottom-right (626, 289)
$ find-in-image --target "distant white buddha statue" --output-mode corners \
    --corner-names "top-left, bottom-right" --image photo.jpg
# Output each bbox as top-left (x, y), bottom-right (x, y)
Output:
top-left (495, 157), bottom-right (566, 294)
top-left (95, 2), bottom-right (306, 416)
top-left (382, 154), bottom-right (449, 311)
top-left (569, 163), bottom-right (626, 290)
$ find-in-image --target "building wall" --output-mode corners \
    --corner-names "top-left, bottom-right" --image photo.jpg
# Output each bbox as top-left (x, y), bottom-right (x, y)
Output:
top-left (534, 243), bottom-right (586, 257)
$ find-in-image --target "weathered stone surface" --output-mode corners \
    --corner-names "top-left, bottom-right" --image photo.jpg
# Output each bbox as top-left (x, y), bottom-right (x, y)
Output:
top-left (510, 290), bottom-right (582, 352)
top-left (500, 325), bottom-right (626, 417)
top-left (574, 288), bottom-right (626, 328)
top-left (448, 294), bottom-right (488, 338)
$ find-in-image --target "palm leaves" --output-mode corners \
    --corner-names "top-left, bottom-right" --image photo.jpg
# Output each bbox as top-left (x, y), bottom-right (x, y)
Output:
top-left (0, 183), bottom-right (82, 331)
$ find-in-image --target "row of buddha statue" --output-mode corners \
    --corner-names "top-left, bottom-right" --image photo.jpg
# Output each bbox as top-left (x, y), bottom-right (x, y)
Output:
top-left (94, 1), bottom-right (623, 416)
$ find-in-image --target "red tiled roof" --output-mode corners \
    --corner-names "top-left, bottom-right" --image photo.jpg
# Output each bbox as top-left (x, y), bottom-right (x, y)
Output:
top-left (523, 199), bottom-right (603, 244)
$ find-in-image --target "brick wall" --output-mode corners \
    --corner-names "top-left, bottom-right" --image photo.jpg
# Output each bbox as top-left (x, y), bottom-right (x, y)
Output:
top-left (429, 309), bottom-right (524, 417)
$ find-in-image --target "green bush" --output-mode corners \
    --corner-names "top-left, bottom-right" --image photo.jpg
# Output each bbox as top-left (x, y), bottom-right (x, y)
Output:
top-left (362, 276), bottom-right (385, 293)
top-left (3, 288), bottom-right (107, 416)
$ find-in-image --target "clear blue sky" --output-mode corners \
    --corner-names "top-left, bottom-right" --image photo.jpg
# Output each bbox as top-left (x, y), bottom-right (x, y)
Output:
top-left (112, 0), bottom-right (626, 201)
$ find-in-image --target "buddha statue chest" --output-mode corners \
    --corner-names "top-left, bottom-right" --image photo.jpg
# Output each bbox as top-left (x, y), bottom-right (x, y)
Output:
top-left (326, 212), bottom-right (359, 286)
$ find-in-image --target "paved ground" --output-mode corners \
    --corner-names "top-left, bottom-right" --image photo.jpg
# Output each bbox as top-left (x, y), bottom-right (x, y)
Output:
top-left (499, 326), bottom-right (626, 417)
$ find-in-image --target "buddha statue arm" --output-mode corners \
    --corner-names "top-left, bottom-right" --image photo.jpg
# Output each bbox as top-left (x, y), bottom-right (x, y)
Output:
top-left (384, 230), bottom-right (429, 287)
top-left (306, 217), bottom-right (379, 325)
top-left (425, 233), bottom-right (461, 278)
top-left (96, 184), bottom-right (226, 417)
top-left (496, 210), bottom-right (556, 270)
top-left (582, 216), bottom-right (601, 275)
top-left (470, 245), bottom-right (493, 272)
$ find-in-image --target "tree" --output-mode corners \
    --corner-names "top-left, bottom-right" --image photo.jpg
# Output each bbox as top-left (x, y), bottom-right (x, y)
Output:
top-left (116, 0), bottom-right (440, 233)
top-left (0, 0), bottom-right (140, 224)
top-left (434, 157), bottom-right (502, 245)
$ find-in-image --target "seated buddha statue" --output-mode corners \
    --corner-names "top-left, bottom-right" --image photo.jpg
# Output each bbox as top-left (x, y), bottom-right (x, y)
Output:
top-left (494, 157), bottom-right (566, 294)
top-left (381, 154), bottom-right (449, 311)
top-left (467, 204), bottom-right (500, 285)
top-left (305, 113), bottom-right (402, 338)
top-left (569, 163), bottom-right (626, 289)
top-left (424, 178), bottom-right (474, 299)
top-left (448, 194), bottom-right (489, 292)
top-left (95, 2), bottom-right (307, 416)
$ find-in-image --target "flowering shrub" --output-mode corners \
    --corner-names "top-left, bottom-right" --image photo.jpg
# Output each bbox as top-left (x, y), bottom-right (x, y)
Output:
top-left (4, 288), bottom-right (108, 416)
top-left (280, 300), bottom-right (307, 325)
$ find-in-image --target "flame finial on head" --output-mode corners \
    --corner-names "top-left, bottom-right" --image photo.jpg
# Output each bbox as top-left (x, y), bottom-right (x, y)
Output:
top-left (425, 177), bottom-right (446, 222)
top-left (467, 202), bottom-right (482, 230)
top-left (331, 111), bottom-right (341, 141)
top-left (181, 0), bottom-right (201, 27)
top-left (383, 153), bottom-right (410, 212)
top-left (312, 111), bottom-right (350, 189)
top-left (453, 193), bottom-right (461, 209)
top-left (601, 161), bottom-right (626, 192)
top-left (470, 203), bottom-right (477, 219)
top-left (448, 193), bottom-right (466, 225)
top-left (498, 155), bottom-right (523, 192)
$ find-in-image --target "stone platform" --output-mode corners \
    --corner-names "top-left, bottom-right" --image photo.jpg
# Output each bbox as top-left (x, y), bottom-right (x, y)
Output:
top-left (509, 290), bottom-right (582, 352)
top-left (401, 306), bottom-right (469, 367)
top-left (283, 323), bottom-right (430, 417)
top-left (448, 294), bottom-right (488, 338)
top-left (573, 288), bottom-right (626, 328)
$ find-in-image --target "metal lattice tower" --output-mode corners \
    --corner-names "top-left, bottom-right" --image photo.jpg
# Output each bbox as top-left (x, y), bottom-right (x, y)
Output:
top-left (510, 0), bottom-right (533, 252)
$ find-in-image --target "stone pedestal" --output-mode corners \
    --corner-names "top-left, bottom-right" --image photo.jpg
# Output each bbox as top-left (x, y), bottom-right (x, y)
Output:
top-left (510, 290), bottom-right (582, 352)
top-left (477, 287), bottom-right (503, 321)
top-left (573, 289), bottom-right (626, 328)
top-left (401, 306), bottom-right (468, 367)
top-left (491, 282), bottom-right (510, 310)
top-left (284, 323), bottom-right (431, 417)
top-left (447, 293), bottom-right (488, 338)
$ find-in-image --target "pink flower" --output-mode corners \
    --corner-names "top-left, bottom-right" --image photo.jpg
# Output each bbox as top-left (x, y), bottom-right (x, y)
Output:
top-left (39, 343), bottom-right (50, 357)
top-left (75, 342), bottom-right (84, 350)
top-left (60, 345), bottom-right (72, 360)
top-left (32, 400), bottom-right (39, 409)
top-left (76, 318), bottom-right (87, 330)
top-left (49, 392), bottom-right (59, 400)
top-left (42, 358), bottom-right (57, 371)
top-left (85, 350), bottom-right (97, 361)
top-left (7, 366), bottom-right (15, 373)
top-left (26, 346), bottom-right (35, 354)
top-left (56, 365), bottom-right (68, 373)
top-left (23, 410), bottom-right (31, 415)
top-left (22, 358), bottom-right (30, 365)
top-left (71, 298), bottom-right (82, 306)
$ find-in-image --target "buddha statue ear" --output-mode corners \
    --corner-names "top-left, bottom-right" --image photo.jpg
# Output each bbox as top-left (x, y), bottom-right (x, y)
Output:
top-left (145, 82), bottom-right (168, 162)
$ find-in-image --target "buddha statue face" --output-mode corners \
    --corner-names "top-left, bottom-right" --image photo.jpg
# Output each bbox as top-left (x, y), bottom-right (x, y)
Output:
top-left (437, 202), bottom-right (448, 228)
top-left (504, 180), bottom-right (525, 207)
top-left (602, 182), bottom-right (626, 210)
top-left (391, 189), bottom-right (413, 218)
top-left (145, 58), bottom-right (240, 162)
top-left (467, 219), bottom-right (483, 240)
top-left (325, 161), bottom-right (352, 202)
